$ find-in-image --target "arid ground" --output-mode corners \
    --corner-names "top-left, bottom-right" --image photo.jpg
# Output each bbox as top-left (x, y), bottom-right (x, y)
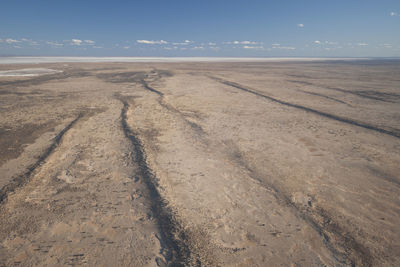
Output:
top-left (0, 60), bottom-right (399, 266)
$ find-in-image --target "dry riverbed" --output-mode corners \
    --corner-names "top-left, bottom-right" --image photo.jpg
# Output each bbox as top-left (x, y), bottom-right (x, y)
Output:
top-left (0, 60), bottom-right (399, 266)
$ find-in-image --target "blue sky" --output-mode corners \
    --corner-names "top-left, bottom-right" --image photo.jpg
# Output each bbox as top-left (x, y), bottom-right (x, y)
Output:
top-left (1, 0), bottom-right (399, 57)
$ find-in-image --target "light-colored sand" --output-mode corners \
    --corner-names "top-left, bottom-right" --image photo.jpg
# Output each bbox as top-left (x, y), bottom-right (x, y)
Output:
top-left (0, 61), bottom-right (399, 266)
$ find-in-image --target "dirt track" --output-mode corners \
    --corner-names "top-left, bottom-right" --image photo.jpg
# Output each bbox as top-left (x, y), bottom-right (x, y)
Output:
top-left (0, 61), bottom-right (399, 266)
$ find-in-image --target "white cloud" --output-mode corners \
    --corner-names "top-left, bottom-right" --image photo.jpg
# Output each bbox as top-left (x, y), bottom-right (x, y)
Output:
top-left (70, 39), bottom-right (95, 45)
top-left (192, 46), bottom-right (204, 50)
top-left (20, 38), bottom-right (39, 45)
top-left (314, 40), bottom-right (321, 44)
top-left (272, 43), bottom-right (280, 46)
top-left (47, 41), bottom-right (63, 47)
top-left (173, 42), bottom-right (189, 46)
top-left (137, 39), bottom-right (168, 44)
top-left (208, 42), bottom-right (216, 46)
top-left (172, 40), bottom-right (193, 45)
top-left (382, 43), bottom-right (393, 48)
top-left (357, 43), bottom-right (368, 46)
top-left (5, 38), bottom-right (21, 44)
top-left (390, 12), bottom-right (397, 16)
top-left (243, 45), bottom-right (264, 49)
top-left (71, 39), bottom-right (83, 45)
top-left (224, 40), bottom-right (260, 45)
top-left (163, 46), bottom-right (178, 50)
top-left (93, 46), bottom-right (103, 49)
top-left (298, 23), bottom-right (304, 28)
top-left (242, 41), bottom-right (259, 44)
top-left (325, 41), bottom-right (338, 45)
top-left (123, 46), bottom-right (130, 49)
top-left (273, 46), bottom-right (296, 50)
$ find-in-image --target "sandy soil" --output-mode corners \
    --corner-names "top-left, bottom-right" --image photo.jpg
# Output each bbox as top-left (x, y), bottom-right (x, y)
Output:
top-left (0, 60), bottom-right (399, 266)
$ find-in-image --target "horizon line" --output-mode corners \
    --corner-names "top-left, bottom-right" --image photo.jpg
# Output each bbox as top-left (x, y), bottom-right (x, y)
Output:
top-left (2, 56), bottom-right (400, 64)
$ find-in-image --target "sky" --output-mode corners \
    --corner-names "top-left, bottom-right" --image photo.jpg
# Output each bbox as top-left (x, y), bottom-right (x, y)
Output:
top-left (0, 0), bottom-right (399, 57)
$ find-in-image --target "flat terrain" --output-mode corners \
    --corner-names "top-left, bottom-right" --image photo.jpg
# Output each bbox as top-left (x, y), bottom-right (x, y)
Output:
top-left (0, 60), bottom-right (399, 266)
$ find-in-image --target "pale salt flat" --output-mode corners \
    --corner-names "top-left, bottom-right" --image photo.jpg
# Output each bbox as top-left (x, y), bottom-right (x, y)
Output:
top-left (0, 68), bottom-right (62, 76)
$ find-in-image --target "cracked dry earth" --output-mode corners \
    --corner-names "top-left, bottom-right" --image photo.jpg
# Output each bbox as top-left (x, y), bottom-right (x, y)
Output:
top-left (0, 61), bottom-right (399, 266)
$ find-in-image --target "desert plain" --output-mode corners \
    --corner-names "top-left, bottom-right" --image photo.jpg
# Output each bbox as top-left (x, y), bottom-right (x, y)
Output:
top-left (0, 60), bottom-right (399, 266)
